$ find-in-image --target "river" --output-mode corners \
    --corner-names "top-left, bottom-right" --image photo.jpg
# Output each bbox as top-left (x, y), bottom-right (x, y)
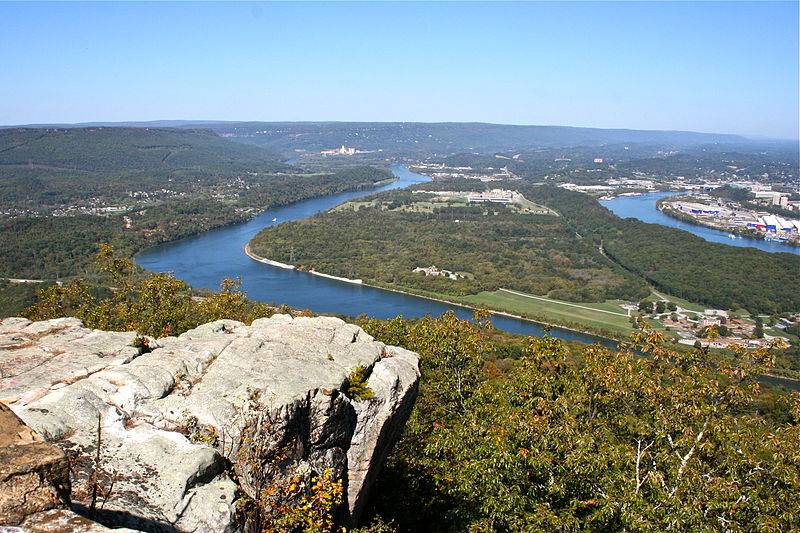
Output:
top-left (136, 165), bottom-right (614, 346)
top-left (601, 191), bottom-right (800, 256)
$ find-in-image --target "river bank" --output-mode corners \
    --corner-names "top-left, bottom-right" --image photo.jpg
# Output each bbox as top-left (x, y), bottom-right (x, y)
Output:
top-left (243, 242), bottom-right (622, 345)
top-left (244, 244), bottom-right (363, 284)
top-left (136, 166), bottom-right (799, 390)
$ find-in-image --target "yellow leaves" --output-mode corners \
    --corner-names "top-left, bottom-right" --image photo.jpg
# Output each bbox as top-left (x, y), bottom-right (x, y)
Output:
top-left (243, 463), bottom-right (344, 533)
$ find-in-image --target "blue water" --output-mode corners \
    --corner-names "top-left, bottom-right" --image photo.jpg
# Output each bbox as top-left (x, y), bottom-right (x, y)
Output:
top-left (136, 165), bottom-right (614, 346)
top-left (601, 192), bottom-right (800, 256)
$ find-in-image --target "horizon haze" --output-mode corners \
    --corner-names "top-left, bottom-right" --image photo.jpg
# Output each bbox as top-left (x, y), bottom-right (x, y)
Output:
top-left (1, 1), bottom-right (798, 139)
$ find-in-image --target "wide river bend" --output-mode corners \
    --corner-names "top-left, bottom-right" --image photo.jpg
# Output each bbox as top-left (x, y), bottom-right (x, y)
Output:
top-left (136, 165), bottom-right (613, 345)
top-left (137, 171), bottom-right (800, 389)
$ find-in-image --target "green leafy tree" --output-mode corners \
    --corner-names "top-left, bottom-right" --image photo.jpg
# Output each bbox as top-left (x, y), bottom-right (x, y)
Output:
top-left (365, 321), bottom-right (799, 531)
top-left (638, 300), bottom-right (654, 314)
top-left (23, 245), bottom-right (274, 337)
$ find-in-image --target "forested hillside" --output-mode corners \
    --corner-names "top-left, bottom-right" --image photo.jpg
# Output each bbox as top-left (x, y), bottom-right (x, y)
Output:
top-left (0, 126), bottom-right (285, 171)
top-left (204, 121), bottom-right (747, 155)
top-left (358, 314), bottom-right (800, 531)
top-left (0, 127), bottom-right (289, 212)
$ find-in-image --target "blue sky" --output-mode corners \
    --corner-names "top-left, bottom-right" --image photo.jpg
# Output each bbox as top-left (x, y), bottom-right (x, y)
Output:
top-left (1, 1), bottom-right (797, 138)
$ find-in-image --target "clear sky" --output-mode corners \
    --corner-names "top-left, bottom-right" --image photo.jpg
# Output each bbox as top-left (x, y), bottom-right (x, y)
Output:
top-left (1, 1), bottom-right (797, 138)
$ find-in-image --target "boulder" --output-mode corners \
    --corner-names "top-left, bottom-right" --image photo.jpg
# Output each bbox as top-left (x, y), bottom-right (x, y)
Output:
top-left (0, 315), bottom-right (419, 532)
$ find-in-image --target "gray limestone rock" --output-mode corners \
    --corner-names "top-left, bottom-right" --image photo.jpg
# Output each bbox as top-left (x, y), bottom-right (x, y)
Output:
top-left (1, 315), bottom-right (419, 532)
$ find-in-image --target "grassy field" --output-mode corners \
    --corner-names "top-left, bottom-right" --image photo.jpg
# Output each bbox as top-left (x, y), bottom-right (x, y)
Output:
top-left (333, 195), bottom-right (557, 216)
top-left (516, 197), bottom-right (559, 215)
top-left (648, 291), bottom-right (706, 312)
top-left (463, 289), bottom-right (635, 334)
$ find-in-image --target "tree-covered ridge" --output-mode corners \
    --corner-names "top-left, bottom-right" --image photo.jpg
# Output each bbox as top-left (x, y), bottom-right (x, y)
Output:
top-left (249, 188), bottom-right (649, 303)
top-left (187, 121), bottom-right (747, 156)
top-left (527, 186), bottom-right (800, 313)
top-left (0, 127), bottom-right (294, 215)
top-left (0, 127), bottom-right (285, 172)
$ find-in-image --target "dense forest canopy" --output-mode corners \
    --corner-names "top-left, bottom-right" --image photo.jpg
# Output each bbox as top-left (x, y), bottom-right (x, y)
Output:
top-left (358, 314), bottom-right (800, 532)
top-left (249, 188), bottom-right (648, 303)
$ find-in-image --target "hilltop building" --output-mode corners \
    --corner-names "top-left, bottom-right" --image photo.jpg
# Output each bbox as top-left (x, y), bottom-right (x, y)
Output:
top-left (320, 145), bottom-right (374, 155)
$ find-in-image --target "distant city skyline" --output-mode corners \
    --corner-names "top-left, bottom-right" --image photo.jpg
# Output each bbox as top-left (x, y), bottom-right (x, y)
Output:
top-left (1, 1), bottom-right (798, 139)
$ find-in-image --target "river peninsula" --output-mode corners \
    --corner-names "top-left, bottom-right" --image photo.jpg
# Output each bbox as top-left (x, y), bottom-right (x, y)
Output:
top-left (246, 176), bottom-right (800, 340)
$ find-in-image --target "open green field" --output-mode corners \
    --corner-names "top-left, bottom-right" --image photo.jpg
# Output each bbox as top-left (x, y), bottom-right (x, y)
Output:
top-left (648, 291), bottom-right (705, 312)
top-left (515, 197), bottom-right (559, 215)
top-left (462, 289), bottom-right (636, 334)
top-left (332, 194), bottom-right (557, 216)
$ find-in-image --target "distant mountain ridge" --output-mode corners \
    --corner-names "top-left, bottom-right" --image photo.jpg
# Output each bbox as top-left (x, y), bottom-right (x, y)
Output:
top-left (0, 126), bottom-right (284, 172)
top-left (1, 121), bottom-right (753, 155)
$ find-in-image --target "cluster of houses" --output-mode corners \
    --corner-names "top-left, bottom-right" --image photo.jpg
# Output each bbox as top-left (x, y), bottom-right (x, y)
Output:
top-left (641, 305), bottom-right (790, 349)
top-left (412, 163), bottom-right (518, 182)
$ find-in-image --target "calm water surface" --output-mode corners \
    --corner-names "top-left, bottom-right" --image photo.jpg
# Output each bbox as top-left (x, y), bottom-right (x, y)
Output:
top-left (137, 165), bottom-right (613, 345)
top-left (601, 192), bottom-right (800, 256)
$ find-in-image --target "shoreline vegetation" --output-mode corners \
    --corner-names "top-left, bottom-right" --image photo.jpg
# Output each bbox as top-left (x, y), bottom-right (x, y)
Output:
top-left (243, 243), bottom-right (622, 343)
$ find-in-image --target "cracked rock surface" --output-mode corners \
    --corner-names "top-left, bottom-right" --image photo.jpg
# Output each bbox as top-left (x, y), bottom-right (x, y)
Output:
top-left (1, 315), bottom-right (420, 532)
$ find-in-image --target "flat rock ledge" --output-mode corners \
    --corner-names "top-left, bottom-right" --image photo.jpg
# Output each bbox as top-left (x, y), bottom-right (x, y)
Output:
top-left (0, 315), bottom-right (420, 532)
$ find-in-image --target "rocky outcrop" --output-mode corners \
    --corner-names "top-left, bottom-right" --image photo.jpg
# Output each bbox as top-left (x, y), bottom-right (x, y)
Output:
top-left (0, 316), bottom-right (420, 532)
top-left (0, 403), bottom-right (70, 526)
